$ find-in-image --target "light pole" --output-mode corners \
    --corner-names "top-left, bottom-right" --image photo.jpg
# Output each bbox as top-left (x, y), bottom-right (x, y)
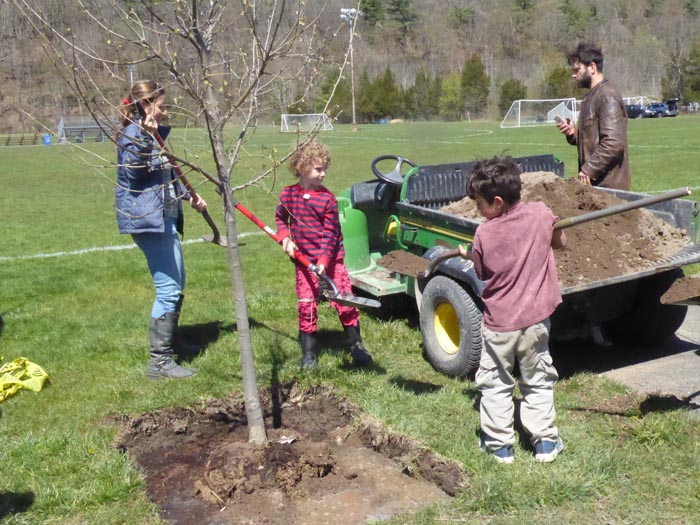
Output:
top-left (126, 64), bottom-right (137, 88)
top-left (340, 8), bottom-right (362, 131)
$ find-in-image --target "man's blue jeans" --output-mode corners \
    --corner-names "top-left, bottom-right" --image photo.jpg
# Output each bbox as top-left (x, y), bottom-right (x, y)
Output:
top-left (132, 218), bottom-right (185, 318)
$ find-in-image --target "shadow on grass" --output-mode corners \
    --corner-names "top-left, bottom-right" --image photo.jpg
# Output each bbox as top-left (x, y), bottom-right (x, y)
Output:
top-left (179, 320), bottom-right (234, 343)
top-left (315, 328), bottom-right (346, 352)
top-left (365, 295), bottom-right (420, 328)
top-left (389, 376), bottom-right (442, 395)
top-left (639, 393), bottom-right (700, 414)
top-left (176, 320), bottom-right (234, 362)
top-left (0, 491), bottom-right (35, 519)
top-left (460, 386), bottom-right (479, 403)
top-left (0, 312), bottom-right (4, 338)
top-left (337, 358), bottom-right (387, 375)
top-left (570, 392), bottom-right (700, 417)
top-left (315, 329), bottom-right (386, 374)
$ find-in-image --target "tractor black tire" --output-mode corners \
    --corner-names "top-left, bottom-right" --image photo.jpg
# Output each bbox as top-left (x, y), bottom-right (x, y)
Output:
top-left (605, 270), bottom-right (688, 343)
top-left (419, 275), bottom-right (482, 377)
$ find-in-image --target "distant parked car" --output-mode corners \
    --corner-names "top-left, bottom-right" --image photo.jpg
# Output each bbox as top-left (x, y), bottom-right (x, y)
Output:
top-left (644, 102), bottom-right (671, 118)
top-left (625, 104), bottom-right (645, 118)
top-left (665, 98), bottom-right (680, 116)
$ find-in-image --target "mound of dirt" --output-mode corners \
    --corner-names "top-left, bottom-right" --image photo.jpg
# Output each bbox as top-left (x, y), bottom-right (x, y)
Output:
top-left (114, 384), bottom-right (465, 525)
top-left (440, 172), bottom-right (690, 287)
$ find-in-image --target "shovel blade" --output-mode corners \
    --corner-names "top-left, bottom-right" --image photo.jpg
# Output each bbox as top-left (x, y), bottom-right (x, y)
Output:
top-left (321, 291), bottom-right (381, 309)
top-left (663, 298), bottom-right (700, 306)
top-left (201, 233), bottom-right (228, 247)
top-left (660, 275), bottom-right (700, 306)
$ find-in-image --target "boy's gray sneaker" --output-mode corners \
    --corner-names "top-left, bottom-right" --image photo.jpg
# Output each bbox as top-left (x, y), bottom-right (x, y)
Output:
top-left (535, 437), bottom-right (564, 463)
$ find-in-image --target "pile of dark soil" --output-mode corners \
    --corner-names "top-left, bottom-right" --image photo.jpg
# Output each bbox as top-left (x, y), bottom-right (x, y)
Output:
top-left (440, 172), bottom-right (690, 287)
top-left (114, 384), bottom-right (465, 525)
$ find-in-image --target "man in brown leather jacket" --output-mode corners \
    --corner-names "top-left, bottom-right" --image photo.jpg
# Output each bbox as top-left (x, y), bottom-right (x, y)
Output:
top-left (556, 43), bottom-right (631, 191)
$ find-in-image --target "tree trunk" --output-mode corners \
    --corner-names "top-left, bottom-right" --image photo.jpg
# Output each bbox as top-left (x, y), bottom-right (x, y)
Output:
top-left (197, 21), bottom-right (268, 443)
top-left (222, 179), bottom-right (267, 444)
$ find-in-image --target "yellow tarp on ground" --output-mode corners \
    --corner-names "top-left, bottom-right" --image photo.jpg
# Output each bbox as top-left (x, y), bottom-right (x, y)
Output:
top-left (0, 355), bottom-right (49, 403)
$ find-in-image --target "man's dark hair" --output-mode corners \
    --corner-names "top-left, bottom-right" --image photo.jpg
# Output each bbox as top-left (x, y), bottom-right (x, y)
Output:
top-left (467, 156), bottom-right (522, 205)
top-left (567, 42), bottom-right (604, 71)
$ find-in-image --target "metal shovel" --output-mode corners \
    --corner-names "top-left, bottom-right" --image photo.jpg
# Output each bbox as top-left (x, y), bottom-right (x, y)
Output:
top-left (230, 196), bottom-right (381, 309)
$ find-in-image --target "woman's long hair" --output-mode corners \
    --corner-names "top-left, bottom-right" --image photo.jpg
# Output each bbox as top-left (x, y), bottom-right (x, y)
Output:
top-left (116, 80), bottom-right (165, 142)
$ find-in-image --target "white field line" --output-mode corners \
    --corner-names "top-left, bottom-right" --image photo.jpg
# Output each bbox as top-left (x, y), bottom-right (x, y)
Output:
top-left (1, 231), bottom-right (265, 262)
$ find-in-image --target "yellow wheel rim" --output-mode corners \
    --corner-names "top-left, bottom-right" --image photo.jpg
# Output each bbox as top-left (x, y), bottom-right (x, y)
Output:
top-left (434, 303), bottom-right (460, 355)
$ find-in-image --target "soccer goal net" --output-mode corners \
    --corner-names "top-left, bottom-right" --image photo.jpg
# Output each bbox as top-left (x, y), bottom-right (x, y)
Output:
top-left (623, 95), bottom-right (652, 106)
top-left (500, 98), bottom-right (578, 128)
top-left (280, 113), bottom-right (334, 133)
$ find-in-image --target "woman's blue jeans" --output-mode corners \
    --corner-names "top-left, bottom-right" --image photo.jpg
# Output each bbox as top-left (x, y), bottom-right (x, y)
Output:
top-left (132, 218), bottom-right (185, 319)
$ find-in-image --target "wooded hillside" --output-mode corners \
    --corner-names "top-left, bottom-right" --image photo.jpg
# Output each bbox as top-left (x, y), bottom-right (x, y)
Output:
top-left (1, 0), bottom-right (699, 132)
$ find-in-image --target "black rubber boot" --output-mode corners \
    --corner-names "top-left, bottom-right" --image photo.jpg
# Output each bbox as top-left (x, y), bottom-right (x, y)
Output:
top-left (147, 313), bottom-right (197, 379)
top-left (344, 323), bottom-right (373, 366)
top-left (300, 331), bottom-right (318, 370)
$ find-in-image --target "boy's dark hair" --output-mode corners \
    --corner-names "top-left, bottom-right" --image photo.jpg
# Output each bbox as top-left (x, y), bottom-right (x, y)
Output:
top-left (567, 42), bottom-right (604, 72)
top-left (466, 156), bottom-right (522, 205)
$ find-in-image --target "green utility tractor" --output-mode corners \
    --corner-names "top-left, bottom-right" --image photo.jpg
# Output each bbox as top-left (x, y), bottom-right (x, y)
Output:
top-left (337, 154), bottom-right (700, 377)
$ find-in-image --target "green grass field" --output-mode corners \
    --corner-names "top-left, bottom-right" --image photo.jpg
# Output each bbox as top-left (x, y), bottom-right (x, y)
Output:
top-left (1, 118), bottom-right (699, 524)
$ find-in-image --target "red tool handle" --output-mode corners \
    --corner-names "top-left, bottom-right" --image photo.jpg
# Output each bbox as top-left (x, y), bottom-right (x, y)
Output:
top-left (229, 197), bottom-right (322, 272)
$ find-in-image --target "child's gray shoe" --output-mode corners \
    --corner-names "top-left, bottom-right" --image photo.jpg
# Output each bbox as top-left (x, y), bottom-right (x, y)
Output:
top-left (481, 444), bottom-right (514, 464)
top-left (535, 437), bottom-right (564, 463)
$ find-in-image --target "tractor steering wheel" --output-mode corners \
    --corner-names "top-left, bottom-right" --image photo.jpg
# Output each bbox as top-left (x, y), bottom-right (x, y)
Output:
top-left (371, 155), bottom-right (418, 185)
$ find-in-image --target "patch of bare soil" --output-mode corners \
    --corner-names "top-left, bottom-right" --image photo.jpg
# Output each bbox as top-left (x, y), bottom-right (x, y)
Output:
top-left (440, 172), bottom-right (690, 287)
top-left (113, 384), bottom-right (465, 525)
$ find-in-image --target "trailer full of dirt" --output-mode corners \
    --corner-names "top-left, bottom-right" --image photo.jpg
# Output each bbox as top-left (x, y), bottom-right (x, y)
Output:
top-left (438, 171), bottom-right (691, 288)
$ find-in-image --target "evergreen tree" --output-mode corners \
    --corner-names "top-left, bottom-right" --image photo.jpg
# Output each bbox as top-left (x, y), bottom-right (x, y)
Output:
top-left (682, 42), bottom-right (700, 103)
top-left (498, 78), bottom-right (527, 116)
top-left (315, 69), bottom-right (352, 123)
top-left (401, 85), bottom-right (417, 120)
top-left (559, 0), bottom-right (588, 38)
top-left (439, 72), bottom-right (463, 120)
top-left (542, 66), bottom-right (580, 98)
top-left (386, 0), bottom-right (418, 47)
top-left (360, 0), bottom-right (385, 27)
top-left (429, 75), bottom-right (443, 119)
top-left (286, 90), bottom-right (312, 114)
top-left (514, 0), bottom-right (535, 10)
top-left (357, 69), bottom-right (376, 122)
top-left (448, 6), bottom-right (475, 29)
top-left (373, 66), bottom-right (400, 118)
top-left (461, 55), bottom-right (490, 118)
top-left (413, 68), bottom-right (432, 119)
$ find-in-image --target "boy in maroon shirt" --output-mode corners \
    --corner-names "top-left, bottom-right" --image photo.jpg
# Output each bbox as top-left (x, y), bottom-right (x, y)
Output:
top-left (459, 156), bottom-right (567, 463)
top-left (275, 142), bottom-right (373, 370)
